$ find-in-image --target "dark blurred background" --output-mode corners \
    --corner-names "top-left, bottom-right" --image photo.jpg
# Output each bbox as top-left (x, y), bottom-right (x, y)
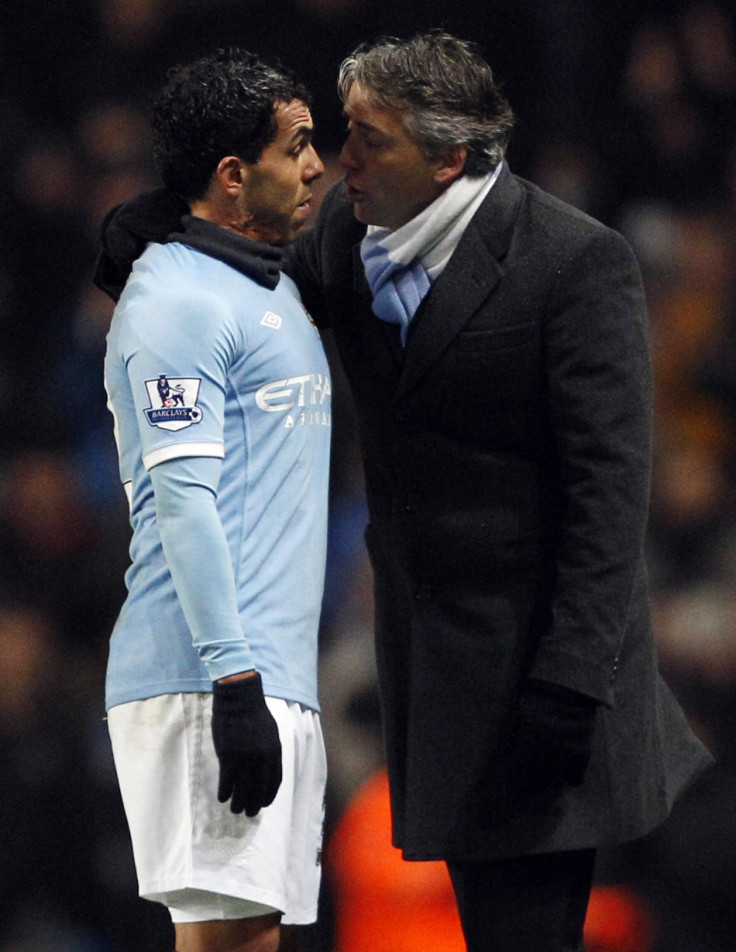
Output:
top-left (1, 2), bottom-right (735, 950)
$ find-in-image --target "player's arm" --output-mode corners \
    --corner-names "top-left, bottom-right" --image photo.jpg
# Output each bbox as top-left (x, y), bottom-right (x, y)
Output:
top-left (149, 455), bottom-right (250, 678)
top-left (150, 455), bottom-right (282, 816)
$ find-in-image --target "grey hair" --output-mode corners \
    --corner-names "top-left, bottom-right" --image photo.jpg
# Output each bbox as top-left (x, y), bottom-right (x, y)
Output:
top-left (337, 31), bottom-right (514, 176)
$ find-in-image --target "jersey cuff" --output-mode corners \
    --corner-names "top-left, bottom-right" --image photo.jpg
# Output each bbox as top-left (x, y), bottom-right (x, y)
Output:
top-left (143, 441), bottom-right (225, 471)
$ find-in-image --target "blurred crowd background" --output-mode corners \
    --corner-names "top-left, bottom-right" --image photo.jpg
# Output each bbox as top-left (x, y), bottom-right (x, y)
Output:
top-left (1, 1), bottom-right (736, 950)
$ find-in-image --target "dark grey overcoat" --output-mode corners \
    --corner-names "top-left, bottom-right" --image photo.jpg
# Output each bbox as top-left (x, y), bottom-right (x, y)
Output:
top-left (289, 165), bottom-right (712, 861)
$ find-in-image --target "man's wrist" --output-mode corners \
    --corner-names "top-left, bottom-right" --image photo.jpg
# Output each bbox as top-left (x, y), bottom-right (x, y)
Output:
top-left (216, 669), bottom-right (257, 685)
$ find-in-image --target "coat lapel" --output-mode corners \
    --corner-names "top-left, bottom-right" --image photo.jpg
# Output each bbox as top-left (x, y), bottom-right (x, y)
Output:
top-left (396, 165), bottom-right (524, 401)
top-left (352, 243), bottom-right (407, 368)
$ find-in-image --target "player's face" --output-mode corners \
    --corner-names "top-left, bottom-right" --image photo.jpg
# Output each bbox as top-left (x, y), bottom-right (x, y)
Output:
top-left (239, 99), bottom-right (324, 245)
top-left (339, 82), bottom-right (447, 231)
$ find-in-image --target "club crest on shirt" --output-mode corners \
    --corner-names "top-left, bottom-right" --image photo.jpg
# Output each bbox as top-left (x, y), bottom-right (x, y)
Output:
top-left (143, 374), bottom-right (203, 431)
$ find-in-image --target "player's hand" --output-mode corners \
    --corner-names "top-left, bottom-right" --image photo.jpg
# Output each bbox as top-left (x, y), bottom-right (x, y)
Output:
top-left (211, 672), bottom-right (283, 816)
top-left (507, 679), bottom-right (598, 798)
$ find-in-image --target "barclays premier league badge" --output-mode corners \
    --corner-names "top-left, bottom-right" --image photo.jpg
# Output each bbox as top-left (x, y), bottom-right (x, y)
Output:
top-left (143, 375), bottom-right (203, 431)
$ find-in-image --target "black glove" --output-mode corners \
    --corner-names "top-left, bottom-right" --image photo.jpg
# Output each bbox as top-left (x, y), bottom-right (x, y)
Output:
top-left (507, 679), bottom-right (598, 798)
top-left (211, 673), bottom-right (283, 816)
top-left (93, 187), bottom-right (189, 301)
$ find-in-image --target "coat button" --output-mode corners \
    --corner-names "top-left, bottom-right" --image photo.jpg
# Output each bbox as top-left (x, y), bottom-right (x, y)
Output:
top-left (415, 582), bottom-right (432, 601)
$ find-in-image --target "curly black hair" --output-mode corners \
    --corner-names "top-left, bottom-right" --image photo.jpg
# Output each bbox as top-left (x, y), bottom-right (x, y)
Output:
top-left (151, 48), bottom-right (311, 201)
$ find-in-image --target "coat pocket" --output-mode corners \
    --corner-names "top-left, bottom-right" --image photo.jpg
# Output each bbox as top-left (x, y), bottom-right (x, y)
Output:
top-left (457, 321), bottom-right (535, 354)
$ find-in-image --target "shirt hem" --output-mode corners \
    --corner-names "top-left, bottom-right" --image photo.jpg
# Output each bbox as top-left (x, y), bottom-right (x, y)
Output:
top-left (106, 679), bottom-right (320, 713)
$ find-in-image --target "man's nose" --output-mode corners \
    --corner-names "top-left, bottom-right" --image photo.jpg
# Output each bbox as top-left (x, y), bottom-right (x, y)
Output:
top-left (306, 146), bottom-right (325, 181)
top-left (338, 139), bottom-right (357, 170)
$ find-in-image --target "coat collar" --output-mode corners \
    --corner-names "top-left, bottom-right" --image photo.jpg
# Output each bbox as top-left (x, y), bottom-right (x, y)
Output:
top-left (396, 163), bottom-right (524, 399)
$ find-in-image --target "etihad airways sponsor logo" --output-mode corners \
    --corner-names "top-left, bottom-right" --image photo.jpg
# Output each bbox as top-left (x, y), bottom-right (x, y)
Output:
top-left (255, 373), bottom-right (331, 428)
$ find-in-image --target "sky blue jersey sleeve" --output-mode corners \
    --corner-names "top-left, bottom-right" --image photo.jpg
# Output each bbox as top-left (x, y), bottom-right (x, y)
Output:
top-left (149, 454), bottom-right (254, 681)
top-left (121, 276), bottom-right (239, 471)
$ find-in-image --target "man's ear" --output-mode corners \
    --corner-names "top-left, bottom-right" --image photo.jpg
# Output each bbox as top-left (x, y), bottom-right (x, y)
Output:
top-left (434, 145), bottom-right (468, 186)
top-left (215, 155), bottom-right (247, 196)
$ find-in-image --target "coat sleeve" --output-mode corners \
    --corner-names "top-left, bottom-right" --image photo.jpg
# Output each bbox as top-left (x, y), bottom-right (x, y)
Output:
top-left (286, 206), bottom-right (330, 327)
top-left (529, 225), bottom-right (653, 707)
top-left (286, 181), bottom-right (367, 329)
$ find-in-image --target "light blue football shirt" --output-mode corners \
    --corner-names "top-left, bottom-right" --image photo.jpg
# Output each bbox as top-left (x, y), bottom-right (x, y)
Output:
top-left (104, 234), bottom-right (331, 711)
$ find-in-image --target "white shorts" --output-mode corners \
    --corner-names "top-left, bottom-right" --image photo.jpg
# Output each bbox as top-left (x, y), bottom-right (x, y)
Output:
top-left (107, 693), bottom-right (326, 925)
